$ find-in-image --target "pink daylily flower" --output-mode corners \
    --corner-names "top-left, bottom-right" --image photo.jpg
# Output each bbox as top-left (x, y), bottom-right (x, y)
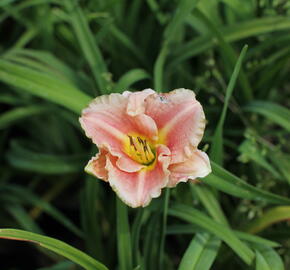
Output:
top-left (80, 89), bottom-right (211, 207)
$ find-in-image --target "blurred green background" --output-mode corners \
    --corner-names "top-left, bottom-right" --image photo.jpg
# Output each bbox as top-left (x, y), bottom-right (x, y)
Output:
top-left (0, 0), bottom-right (290, 269)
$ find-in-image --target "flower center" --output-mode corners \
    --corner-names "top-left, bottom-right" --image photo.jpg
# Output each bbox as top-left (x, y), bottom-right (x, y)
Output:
top-left (126, 135), bottom-right (156, 165)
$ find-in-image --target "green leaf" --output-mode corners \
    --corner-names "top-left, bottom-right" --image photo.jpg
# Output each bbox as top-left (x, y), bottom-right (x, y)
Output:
top-left (167, 225), bottom-right (280, 248)
top-left (80, 176), bottom-right (103, 261)
top-left (210, 45), bottom-right (248, 165)
top-left (109, 25), bottom-right (148, 67)
top-left (171, 16), bottom-right (290, 67)
top-left (6, 204), bottom-right (43, 234)
top-left (116, 198), bottom-right (133, 270)
top-left (169, 204), bottom-right (255, 265)
top-left (193, 9), bottom-right (252, 102)
top-left (205, 162), bottom-right (290, 205)
top-left (0, 229), bottom-right (108, 270)
top-left (191, 183), bottom-right (229, 226)
top-left (6, 141), bottom-right (87, 174)
top-left (0, 185), bottom-right (83, 238)
top-left (178, 232), bottom-right (220, 270)
top-left (0, 59), bottom-right (91, 114)
top-left (164, 0), bottom-right (200, 43)
top-left (38, 261), bottom-right (75, 270)
top-left (153, 46), bottom-right (169, 92)
top-left (245, 206), bottom-right (290, 234)
top-left (114, 69), bottom-right (150, 92)
top-left (255, 245), bottom-right (284, 270)
top-left (0, 106), bottom-right (49, 129)
top-left (239, 140), bottom-right (282, 179)
top-left (244, 101), bottom-right (290, 132)
top-left (158, 189), bottom-right (170, 270)
top-left (64, 0), bottom-right (108, 92)
top-left (3, 49), bottom-right (91, 90)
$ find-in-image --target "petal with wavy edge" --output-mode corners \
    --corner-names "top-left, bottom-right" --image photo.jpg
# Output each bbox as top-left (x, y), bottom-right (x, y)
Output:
top-left (85, 148), bottom-right (109, 181)
top-left (126, 88), bottom-right (155, 116)
top-left (80, 92), bottom-right (157, 173)
top-left (80, 94), bottom-right (131, 155)
top-left (106, 145), bottom-right (171, 208)
top-left (167, 149), bottom-right (211, 187)
top-left (145, 88), bottom-right (206, 163)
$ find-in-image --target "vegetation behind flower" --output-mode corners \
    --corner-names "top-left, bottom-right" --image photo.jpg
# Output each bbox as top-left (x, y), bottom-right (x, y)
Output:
top-left (0, 0), bottom-right (290, 269)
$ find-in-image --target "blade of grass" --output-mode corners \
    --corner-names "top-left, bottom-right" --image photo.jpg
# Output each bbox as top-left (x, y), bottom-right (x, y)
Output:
top-left (245, 206), bottom-right (290, 234)
top-left (206, 162), bottom-right (290, 205)
top-left (153, 46), bottom-right (168, 92)
top-left (191, 184), bottom-right (228, 226)
top-left (131, 208), bottom-right (149, 267)
top-left (210, 45), bottom-right (248, 165)
top-left (178, 232), bottom-right (219, 270)
top-left (6, 140), bottom-right (86, 174)
top-left (244, 101), bottom-right (290, 132)
top-left (254, 245), bottom-right (284, 270)
top-left (171, 16), bottom-right (290, 68)
top-left (64, 0), bottom-right (108, 93)
top-left (109, 25), bottom-right (148, 68)
top-left (169, 204), bottom-right (255, 265)
top-left (167, 224), bottom-right (280, 247)
top-left (0, 229), bottom-right (108, 270)
top-left (154, 0), bottom-right (200, 92)
top-left (6, 204), bottom-right (43, 234)
top-left (80, 176), bottom-right (103, 261)
top-left (0, 106), bottom-right (50, 129)
top-left (116, 198), bottom-right (133, 270)
top-left (238, 140), bottom-right (282, 179)
top-left (0, 185), bottom-right (83, 238)
top-left (164, 0), bottom-right (200, 43)
top-left (0, 59), bottom-right (91, 114)
top-left (114, 69), bottom-right (150, 92)
top-left (193, 9), bottom-right (252, 102)
top-left (158, 188), bottom-right (170, 270)
top-left (38, 261), bottom-right (75, 270)
top-left (3, 48), bottom-right (91, 89)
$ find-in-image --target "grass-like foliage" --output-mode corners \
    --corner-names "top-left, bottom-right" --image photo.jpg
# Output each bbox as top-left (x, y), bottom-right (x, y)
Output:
top-left (0, 0), bottom-right (290, 269)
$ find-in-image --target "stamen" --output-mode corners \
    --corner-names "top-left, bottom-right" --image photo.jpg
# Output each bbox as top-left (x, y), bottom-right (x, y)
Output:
top-left (126, 135), bottom-right (155, 165)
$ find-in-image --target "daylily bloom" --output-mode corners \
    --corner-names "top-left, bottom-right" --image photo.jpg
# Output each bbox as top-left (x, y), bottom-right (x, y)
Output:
top-left (80, 89), bottom-right (211, 207)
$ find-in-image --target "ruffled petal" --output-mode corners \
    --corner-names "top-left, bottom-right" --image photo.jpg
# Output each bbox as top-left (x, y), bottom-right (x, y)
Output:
top-left (80, 91), bottom-right (158, 154)
top-left (85, 148), bottom-right (109, 181)
top-left (145, 88), bottom-right (206, 163)
top-left (167, 149), bottom-right (211, 187)
top-left (106, 145), bottom-right (171, 207)
top-left (126, 88), bottom-right (155, 116)
top-left (80, 94), bottom-right (133, 156)
top-left (126, 89), bottom-right (158, 141)
top-left (116, 155), bottom-right (144, 172)
top-left (132, 114), bottom-right (158, 141)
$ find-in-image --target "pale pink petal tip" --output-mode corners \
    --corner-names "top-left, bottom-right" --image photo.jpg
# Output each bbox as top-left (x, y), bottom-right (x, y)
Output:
top-left (168, 150), bottom-right (211, 187)
top-left (145, 88), bottom-right (206, 163)
top-left (84, 149), bottom-right (108, 181)
top-left (126, 88), bottom-right (155, 116)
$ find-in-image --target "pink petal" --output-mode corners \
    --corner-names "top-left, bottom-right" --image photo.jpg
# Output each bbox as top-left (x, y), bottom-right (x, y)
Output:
top-left (126, 88), bottom-right (155, 116)
top-left (168, 149), bottom-right (211, 187)
top-left (106, 145), bottom-right (171, 207)
top-left (126, 89), bottom-right (158, 140)
top-left (132, 114), bottom-right (158, 141)
top-left (145, 88), bottom-right (206, 163)
top-left (85, 148), bottom-right (109, 181)
top-left (80, 94), bottom-right (132, 156)
top-left (116, 154), bottom-right (144, 172)
top-left (80, 91), bottom-right (158, 157)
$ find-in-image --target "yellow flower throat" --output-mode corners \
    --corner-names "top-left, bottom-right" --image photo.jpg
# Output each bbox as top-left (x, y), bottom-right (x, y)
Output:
top-left (126, 135), bottom-right (155, 165)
